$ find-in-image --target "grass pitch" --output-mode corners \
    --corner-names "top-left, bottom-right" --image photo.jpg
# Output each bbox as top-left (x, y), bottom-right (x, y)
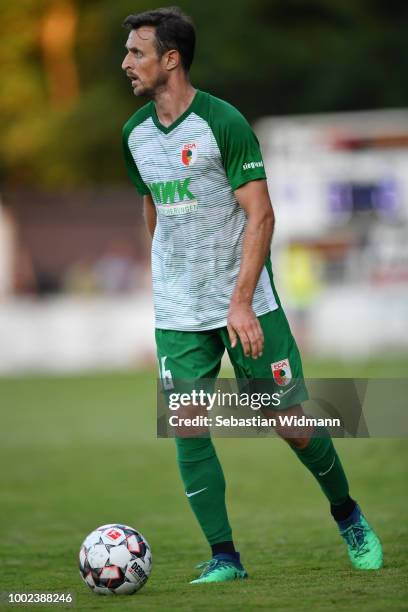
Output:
top-left (0, 358), bottom-right (407, 611)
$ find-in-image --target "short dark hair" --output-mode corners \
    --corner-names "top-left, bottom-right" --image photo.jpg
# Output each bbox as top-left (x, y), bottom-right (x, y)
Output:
top-left (123, 7), bottom-right (195, 72)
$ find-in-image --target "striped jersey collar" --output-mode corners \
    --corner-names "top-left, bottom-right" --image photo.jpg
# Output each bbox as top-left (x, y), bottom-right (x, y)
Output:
top-left (150, 89), bottom-right (201, 134)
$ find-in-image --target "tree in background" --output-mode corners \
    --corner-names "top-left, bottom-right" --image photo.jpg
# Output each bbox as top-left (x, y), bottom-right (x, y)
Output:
top-left (41, 0), bottom-right (79, 109)
top-left (1, 0), bottom-right (407, 189)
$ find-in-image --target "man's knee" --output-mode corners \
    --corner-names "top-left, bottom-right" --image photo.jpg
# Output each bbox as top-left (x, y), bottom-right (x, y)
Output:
top-left (284, 436), bottom-right (310, 450)
top-left (172, 402), bottom-right (210, 439)
top-left (262, 403), bottom-right (313, 449)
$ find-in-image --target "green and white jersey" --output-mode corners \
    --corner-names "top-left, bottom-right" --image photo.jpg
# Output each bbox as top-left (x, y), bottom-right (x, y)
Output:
top-left (123, 89), bottom-right (278, 331)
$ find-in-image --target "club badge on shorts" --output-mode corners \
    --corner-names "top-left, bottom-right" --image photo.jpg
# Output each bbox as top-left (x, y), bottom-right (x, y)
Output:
top-left (271, 358), bottom-right (292, 386)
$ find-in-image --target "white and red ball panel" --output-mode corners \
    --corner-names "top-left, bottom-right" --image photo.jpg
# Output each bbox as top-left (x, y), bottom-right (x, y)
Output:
top-left (78, 523), bottom-right (152, 595)
top-left (101, 527), bottom-right (126, 546)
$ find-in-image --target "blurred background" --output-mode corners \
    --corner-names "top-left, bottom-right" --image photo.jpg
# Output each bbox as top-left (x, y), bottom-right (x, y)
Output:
top-left (1, 4), bottom-right (407, 606)
top-left (1, 0), bottom-right (408, 373)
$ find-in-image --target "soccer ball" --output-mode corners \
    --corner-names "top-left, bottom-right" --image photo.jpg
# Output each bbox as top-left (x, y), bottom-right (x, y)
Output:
top-left (79, 523), bottom-right (152, 595)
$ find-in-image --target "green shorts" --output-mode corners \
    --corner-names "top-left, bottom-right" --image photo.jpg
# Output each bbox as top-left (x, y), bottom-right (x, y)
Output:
top-left (156, 307), bottom-right (308, 410)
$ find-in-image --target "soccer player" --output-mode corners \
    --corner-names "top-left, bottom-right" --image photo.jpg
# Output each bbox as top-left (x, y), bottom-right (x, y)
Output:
top-left (121, 7), bottom-right (383, 583)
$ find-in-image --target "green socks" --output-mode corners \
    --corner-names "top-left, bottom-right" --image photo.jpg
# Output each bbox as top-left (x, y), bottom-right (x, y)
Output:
top-left (291, 428), bottom-right (349, 505)
top-left (175, 429), bottom-right (349, 547)
top-left (176, 437), bottom-right (233, 545)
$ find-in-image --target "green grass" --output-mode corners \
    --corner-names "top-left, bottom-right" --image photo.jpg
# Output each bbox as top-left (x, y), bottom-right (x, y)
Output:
top-left (0, 359), bottom-right (407, 611)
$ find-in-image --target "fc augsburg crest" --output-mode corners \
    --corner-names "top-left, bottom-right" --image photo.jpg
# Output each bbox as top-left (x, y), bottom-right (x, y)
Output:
top-left (181, 143), bottom-right (198, 166)
top-left (271, 359), bottom-right (292, 386)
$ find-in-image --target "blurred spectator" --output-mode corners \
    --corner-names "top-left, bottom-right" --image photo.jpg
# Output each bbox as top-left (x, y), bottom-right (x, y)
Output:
top-left (63, 240), bottom-right (149, 295)
top-left (279, 243), bottom-right (323, 349)
top-left (0, 199), bottom-right (17, 301)
top-left (14, 246), bottom-right (37, 295)
top-left (63, 256), bottom-right (98, 295)
top-left (92, 240), bottom-right (140, 294)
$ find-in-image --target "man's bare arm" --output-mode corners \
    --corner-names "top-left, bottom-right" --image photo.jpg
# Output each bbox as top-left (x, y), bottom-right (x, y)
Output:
top-left (228, 179), bottom-right (275, 358)
top-left (143, 194), bottom-right (156, 238)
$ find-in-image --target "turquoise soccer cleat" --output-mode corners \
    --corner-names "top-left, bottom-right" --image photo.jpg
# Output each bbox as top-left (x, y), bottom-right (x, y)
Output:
top-left (190, 553), bottom-right (248, 584)
top-left (339, 508), bottom-right (383, 570)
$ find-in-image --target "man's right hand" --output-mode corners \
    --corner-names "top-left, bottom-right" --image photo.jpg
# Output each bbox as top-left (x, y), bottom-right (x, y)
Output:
top-left (227, 301), bottom-right (264, 359)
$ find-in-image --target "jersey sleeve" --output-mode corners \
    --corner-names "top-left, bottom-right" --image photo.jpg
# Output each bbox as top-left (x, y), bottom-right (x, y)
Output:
top-left (210, 99), bottom-right (267, 191)
top-left (122, 125), bottom-right (150, 196)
